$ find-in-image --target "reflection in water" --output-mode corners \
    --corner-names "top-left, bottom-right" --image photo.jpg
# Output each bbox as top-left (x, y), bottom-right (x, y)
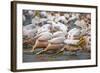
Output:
top-left (23, 49), bottom-right (90, 62)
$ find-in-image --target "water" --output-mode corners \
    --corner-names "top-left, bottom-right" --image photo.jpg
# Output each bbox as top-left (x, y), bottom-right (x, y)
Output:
top-left (23, 48), bottom-right (90, 62)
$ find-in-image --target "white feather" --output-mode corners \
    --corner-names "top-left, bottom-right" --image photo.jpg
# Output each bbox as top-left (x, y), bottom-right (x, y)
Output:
top-left (23, 24), bottom-right (37, 38)
top-left (52, 31), bottom-right (65, 38)
top-left (68, 28), bottom-right (81, 39)
top-left (49, 37), bottom-right (65, 44)
top-left (37, 24), bottom-right (52, 34)
top-left (37, 31), bottom-right (52, 40)
top-left (53, 22), bottom-right (68, 35)
top-left (64, 39), bottom-right (79, 45)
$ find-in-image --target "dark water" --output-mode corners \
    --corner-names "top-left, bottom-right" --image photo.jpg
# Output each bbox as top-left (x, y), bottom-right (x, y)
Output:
top-left (23, 48), bottom-right (90, 62)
